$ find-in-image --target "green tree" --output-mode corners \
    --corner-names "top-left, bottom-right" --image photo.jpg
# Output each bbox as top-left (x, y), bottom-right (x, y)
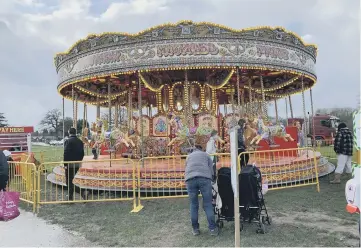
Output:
top-left (77, 119), bottom-right (90, 136)
top-left (58, 118), bottom-right (90, 137)
top-left (40, 109), bottom-right (61, 137)
top-left (59, 117), bottom-right (73, 137)
top-left (0, 113), bottom-right (8, 127)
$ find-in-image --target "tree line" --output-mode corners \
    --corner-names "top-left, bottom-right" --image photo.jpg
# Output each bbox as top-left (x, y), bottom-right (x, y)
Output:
top-left (39, 109), bottom-right (89, 138)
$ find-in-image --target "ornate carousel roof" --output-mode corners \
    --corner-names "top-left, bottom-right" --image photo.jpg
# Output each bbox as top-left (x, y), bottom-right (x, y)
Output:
top-left (54, 21), bottom-right (318, 107)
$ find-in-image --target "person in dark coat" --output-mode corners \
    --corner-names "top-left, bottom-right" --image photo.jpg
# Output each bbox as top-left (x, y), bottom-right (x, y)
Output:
top-left (237, 119), bottom-right (249, 168)
top-left (63, 127), bottom-right (85, 200)
top-left (0, 150), bottom-right (9, 191)
top-left (330, 122), bottom-right (354, 184)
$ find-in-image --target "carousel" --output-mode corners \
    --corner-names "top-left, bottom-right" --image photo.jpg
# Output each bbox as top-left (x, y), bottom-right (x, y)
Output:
top-left (48, 21), bottom-right (334, 192)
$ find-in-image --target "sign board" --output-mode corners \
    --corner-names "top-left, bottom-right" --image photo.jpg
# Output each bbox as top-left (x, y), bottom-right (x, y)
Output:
top-left (0, 127), bottom-right (34, 134)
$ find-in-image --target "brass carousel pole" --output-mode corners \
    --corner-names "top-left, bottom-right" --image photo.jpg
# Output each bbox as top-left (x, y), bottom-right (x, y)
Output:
top-left (184, 69), bottom-right (192, 128)
top-left (285, 98), bottom-right (289, 126)
top-left (96, 97), bottom-right (100, 120)
top-left (72, 84), bottom-right (75, 128)
top-left (75, 99), bottom-right (78, 131)
top-left (83, 103), bottom-right (86, 130)
top-left (107, 80), bottom-right (112, 162)
top-left (236, 67), bottom-right (240, 114)
top-left (248, 79), bottom-right (253, 117)
top-left (241, 87), bottom-right (245, 117)
top-left (83, 103), bottom-right (88, 155)
top-left (301, 76), bottom-right (308, 146)
top-left (231, 89), bottom-right (236, 118)
top-left (260, 75), bottom-right (268, 122)
top-left (62, 97), bottom-right (65, 146)
top-left (310, 88), bottom-right (316, 145)
top-left (115, 100), bottom-right (119, 128)
top-left (138, 72), bottom-right (144, 164)
top-left (108, 81), bottom-right (112, 129)
top-left (128, 81), bottom-right (132, 129)
top-left (274, 99), bottom-right (279, 123)
top-left (289, 95), bottom-right (294, 119)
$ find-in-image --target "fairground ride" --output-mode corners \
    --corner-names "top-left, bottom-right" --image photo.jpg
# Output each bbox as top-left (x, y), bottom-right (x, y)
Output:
top-left (48, 21), bottom-right (334, 192)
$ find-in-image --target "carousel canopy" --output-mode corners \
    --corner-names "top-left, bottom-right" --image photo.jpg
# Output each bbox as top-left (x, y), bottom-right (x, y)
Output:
top-left (54, 21), bottom-right (317, 108)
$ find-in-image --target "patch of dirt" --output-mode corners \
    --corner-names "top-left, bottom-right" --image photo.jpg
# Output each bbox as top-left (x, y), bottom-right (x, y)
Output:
top-left (274, 211), bottom-right (359, 247)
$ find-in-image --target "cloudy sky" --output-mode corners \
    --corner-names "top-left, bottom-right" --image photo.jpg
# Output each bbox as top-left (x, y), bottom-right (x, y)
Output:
top-left (0, 0), bottom-right (359, 129)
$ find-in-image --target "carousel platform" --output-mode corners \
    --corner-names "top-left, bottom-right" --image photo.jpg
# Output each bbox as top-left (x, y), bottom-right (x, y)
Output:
top-left (46, 150), bottom-right (334, 192)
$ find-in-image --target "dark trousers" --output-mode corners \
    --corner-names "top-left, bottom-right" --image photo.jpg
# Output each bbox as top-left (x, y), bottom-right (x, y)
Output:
top-left (186, 177), bottom-right (216, 230)
top-left (0, 175), bottom-right (8, 191)
top-left (238, 149), bottom-right (250, 168)
top-left (64, 163), bottom-right (80, 199)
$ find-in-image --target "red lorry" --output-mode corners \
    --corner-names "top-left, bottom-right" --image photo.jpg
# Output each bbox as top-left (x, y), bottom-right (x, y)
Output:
top-left (288, 114), bottom-right (340, 141)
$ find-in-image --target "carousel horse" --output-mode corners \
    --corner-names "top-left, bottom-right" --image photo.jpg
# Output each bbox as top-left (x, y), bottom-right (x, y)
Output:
top-left (250, 116), bottom-right (294, 145)
top-left (81, 126), bottom-right (90, 146)
top-left (167, 113), bottom-right (191, 147)
top-left (271, 122), bottom-right (294, 142)
top-left (243, 122), bottom-right (258, 147)
top-left (90, 119), bottom-right (108, 159)
top-left (110, 128), bottom-right (136, 149)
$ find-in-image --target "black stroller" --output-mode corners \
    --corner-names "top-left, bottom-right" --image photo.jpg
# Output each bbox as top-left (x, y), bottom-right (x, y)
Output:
top-left (214, 164), bottom-right (272, 234)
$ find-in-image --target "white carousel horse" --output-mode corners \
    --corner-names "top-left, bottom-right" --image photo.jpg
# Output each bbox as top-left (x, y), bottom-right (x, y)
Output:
top-left (167, 113), bottom-right (216, 148)
top-left (110, 128), bottom-right (136, 148)
top-left (250, 116), bottom-right (294, 145)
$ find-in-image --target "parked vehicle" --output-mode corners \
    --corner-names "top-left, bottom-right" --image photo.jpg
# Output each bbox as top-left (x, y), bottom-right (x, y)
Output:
top-left (288, 114), bottom-right (340, 142)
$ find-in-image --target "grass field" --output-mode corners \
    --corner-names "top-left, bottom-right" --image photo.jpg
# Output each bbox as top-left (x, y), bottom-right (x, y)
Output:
top-left (26, 144), bottom-right (360, 247)
top-left (33, 177), bottom-right (359, 247)
top-left (32, 145), bottom-right (64, 163)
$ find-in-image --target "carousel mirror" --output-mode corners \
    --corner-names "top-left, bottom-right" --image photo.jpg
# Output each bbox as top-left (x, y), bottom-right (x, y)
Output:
top-left (173, 84), bottom-right (184, 111)
top-left (162, 87), bottom-right (169, 112)
top-left (205, 86), bottom-right (212, 111)
top-left (190, 84), bottom-right (201, 111)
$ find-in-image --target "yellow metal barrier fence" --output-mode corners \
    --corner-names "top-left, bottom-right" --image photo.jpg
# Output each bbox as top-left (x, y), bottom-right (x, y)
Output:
top-left (314, 139), bottom-right (358, 166)
top-left (8, 162), bottom-right (37, 212)
top-left (37, 158), bottom-right (139, 212)
top-left (238, 148), bottom-right (320, 192)
top-left (8, 148), bottom-right (322, 213)
top-left (136, 154), bottom-right (230, 206)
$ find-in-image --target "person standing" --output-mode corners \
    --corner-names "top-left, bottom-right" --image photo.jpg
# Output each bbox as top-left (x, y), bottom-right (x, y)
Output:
top-left (0, 150), bottom-right (9, 191)
top-left (237, 119), bottom-right (249, 168)
top-left (206, 130), bottom-right (225, 181)
top-left (185, 145), bottom-right (219, 236)
top-left (63, 127), bottom-right (85, 200)
top-left (330, 122), bottom-right (354, 184)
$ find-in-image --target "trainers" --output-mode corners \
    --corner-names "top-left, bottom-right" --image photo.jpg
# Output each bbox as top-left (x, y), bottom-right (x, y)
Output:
top-left (192, 229), bottom-right (200, 236)
top-left (210, 227), bottom-right (219, 236)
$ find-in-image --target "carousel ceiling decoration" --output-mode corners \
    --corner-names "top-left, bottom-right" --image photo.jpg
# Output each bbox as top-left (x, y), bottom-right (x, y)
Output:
top-left (54, 21), bottom-right (317, 107)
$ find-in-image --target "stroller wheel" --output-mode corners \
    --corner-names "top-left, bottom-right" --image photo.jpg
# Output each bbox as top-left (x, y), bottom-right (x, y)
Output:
top-left (261, 216), bottom-right (266, 224)
top-left (256, 223), bottom-right (266, 234)
top-left (219, 221), bottom-right (224, 229)
top-left (266, 216), bottom-right (272, 225)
